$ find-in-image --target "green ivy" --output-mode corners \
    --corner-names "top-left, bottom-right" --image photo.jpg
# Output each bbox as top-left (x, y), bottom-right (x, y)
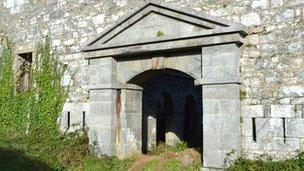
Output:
top-left (0, 37), bottom-right (23, 139)
top-left (28, 38), bottom-right (67, 139)
top-left (0, 37), bottom-right (67, 139)
top-left (0, 37), bottom-right (89, 169)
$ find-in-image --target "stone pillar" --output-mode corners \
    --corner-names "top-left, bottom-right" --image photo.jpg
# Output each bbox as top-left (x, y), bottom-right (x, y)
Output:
top-left (147, 115), bottom-right (157, 150)
top-left (116, 87), bottom-right (143, 158)
top-left (87, 57), bottom-right (118, 156)
top-left (200, 44), bottom-right (241, 169)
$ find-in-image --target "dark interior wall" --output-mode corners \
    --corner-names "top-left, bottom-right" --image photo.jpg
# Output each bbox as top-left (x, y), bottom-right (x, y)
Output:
top-left (140, 69), bottom-right (202, 152)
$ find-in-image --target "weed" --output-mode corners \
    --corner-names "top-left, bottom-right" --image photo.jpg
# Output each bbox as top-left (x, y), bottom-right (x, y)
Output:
top-left (156, 30), bottom-right (165, 37)
top-left (240, 89), bottom-right (247, 100)
top-left (142, 159), bottom-right (160, 171)
top-left (169, 142), bottom-right (188, 152)
top-left (163, 158), bottom-right (181, 170)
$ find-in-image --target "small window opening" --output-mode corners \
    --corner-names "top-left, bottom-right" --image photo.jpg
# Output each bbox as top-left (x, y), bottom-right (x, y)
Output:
top-left (17, 52), bottom-right (32, 92)
top-left (82, 111), bottom-right (86, 127)
top-left (283, 118), bottom-right (286, 143)
top-left (67, 111), bottom-right (71, 128)
top-left (252, 118), bottom-right (257, 142)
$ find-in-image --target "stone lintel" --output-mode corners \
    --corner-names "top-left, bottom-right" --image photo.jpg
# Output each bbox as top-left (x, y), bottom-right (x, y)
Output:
top-left (88, 84), bottom-right (143, 91)
top-left (85, 27), bottom-right (246, 52)
top-left (84, 33), bottom-right (244, 58)
top-left (194, 78), bottom-right (241, 86)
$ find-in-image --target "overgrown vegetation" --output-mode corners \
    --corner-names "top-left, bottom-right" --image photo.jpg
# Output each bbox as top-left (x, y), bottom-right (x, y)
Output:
top-left (148, 142), bottom-right (189, 155)
top-left (0, 37), bottom-right (90, 170)
top-left (227, 152), bottom-right (304, 171)
top-left (139, 142), bottom-right (202, 171)
top-left (0, 37), bottom-right (137, 170)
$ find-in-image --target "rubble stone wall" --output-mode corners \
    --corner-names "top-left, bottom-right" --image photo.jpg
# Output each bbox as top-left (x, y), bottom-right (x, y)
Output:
top-left (0, 0), bottom-right (303, 159)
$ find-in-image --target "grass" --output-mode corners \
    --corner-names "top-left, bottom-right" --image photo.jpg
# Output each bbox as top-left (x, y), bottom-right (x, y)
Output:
top-left (148, 142), bottom-right (189, 155)
top-left (83, 156), bottom-right (135, 171)
top-left (227, 152), bottom-right (304, 171)
top-left (162, 158), bottom-right (181, 170)
top-left (0, 135), bottom-right (135, 171)
top-left (142, 159), bottom-right (159, 171)
top-left (140, 142), bottom-right (201, 171)
top-left (1, 136), bottom-right (304, 171)
top-left (0, 126), bottom-right (135, 170)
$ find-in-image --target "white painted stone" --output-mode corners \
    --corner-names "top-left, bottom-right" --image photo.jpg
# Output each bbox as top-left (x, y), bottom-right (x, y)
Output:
top-left (6, 0), bottom-right (25, 8)
top-left (64, 39), bottom-right (75, 46)
top-left (288, 42), bottom-right (303, 54)
top-left (210, 8), bottom-right (228, 16)
top-left (265, 25), bottom-right (276, 32)
top-left (271, 0), bottom-right (283, 7)
top-left (252, 0), bottom-right (268, 9)
top-left (286, 119), bottom-right (304, 138)
top-left (269, 137), bottom-right (300, 152)
top-left (241, 13), bottom-right (261, 26)
top-left (242, 136), bottom-right (265, 151)
top-left (270, 105), bottom-right (295, 118)
top-left (77, 20), bottom-right (87, 27)
top-left (92, 14), bottom-right (105, 26)
top-left (61, 74), bottom-right (71, 86)
top-left (97, 27), bottom-right (105, 34)
top-left (276, 9), bottom-right (295, 22)
top-left (256, 118), bottom-right (284, 138)
top-left (282, 85), bottom-right (304, 96)
top-left (242, 105), bottom-right (264, 117)
top-left (291, 98), bottom-right (304, 105)
top-left (288, 0), bottom-right (304, 6)
top-left (52, 39), bottom-right (61, 46)
top-left (278, 98), bottom-right (291, 104)
top-left (242, 118), bottom-right (253, 137)
top-left (246, 34), bottom-right (259, 45)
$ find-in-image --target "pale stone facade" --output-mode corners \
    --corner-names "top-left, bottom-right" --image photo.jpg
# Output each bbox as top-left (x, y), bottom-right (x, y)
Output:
top-left (0, 0), bottom-right (303, 169)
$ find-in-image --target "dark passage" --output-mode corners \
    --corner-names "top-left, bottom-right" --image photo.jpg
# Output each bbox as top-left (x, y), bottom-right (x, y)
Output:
top-left (129, 69), bottom-right (202, 154)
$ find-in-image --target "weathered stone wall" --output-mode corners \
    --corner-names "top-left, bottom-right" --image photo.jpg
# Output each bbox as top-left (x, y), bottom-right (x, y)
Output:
top-left (0, 0), bottom-right (303, 159)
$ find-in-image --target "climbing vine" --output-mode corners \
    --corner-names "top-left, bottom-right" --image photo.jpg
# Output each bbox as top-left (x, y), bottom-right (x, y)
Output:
top-left (0, 37), bottom-right (20, 138)
top-left (28, 38), bottom-right (67, 139)
top-left (0, 37), bottom-right (90, 169)
top-left (0, 37), bottom-right (67, 141)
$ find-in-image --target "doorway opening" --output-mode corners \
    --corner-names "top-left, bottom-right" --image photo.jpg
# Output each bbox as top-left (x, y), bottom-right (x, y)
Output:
top-left (128, 69), bottom-right (202, 154)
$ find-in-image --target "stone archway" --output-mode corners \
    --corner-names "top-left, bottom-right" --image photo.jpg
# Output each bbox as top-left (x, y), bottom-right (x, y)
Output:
top-left (127, 69), bottom-right (202, 153)
top-left (84, 1), bottom-right (247, 169)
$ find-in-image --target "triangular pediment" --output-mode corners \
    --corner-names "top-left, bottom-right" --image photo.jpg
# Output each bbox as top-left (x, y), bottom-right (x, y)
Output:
top-left (83, 1), bottom-right (247, 52)
top-left (107, 12), bottom-right (209, 45)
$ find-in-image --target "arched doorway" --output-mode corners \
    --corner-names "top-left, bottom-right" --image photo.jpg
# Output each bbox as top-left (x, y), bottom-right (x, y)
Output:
top-left (184, 95), bottom-right (202, 148)
top-left (128, 69), bottom-right (202, 153)
top-left (156, 93), bottom-right (174, 145)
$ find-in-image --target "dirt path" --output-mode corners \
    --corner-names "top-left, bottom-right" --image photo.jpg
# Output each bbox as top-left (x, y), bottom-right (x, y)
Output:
top-left (128, 148), bottom-right (201, 171)
top-left (155, 152), bottom-right (178, 171)
top-left (128, 155), bottom-right (156, 171)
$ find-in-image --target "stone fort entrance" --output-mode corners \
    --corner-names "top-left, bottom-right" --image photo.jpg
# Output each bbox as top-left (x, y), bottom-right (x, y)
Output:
top-left (129, 68), bottom-right (203, 153)
top-left (83, 1), bottom-right (248, 169)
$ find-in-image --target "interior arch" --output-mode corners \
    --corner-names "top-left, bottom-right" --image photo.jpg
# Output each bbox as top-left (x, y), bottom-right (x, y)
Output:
top-left (128, 68), bottom-right (202, 153)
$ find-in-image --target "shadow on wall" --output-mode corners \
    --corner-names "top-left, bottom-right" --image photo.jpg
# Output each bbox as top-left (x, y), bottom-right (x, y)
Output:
top-left (0, 148), bottom-right (53, 171)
